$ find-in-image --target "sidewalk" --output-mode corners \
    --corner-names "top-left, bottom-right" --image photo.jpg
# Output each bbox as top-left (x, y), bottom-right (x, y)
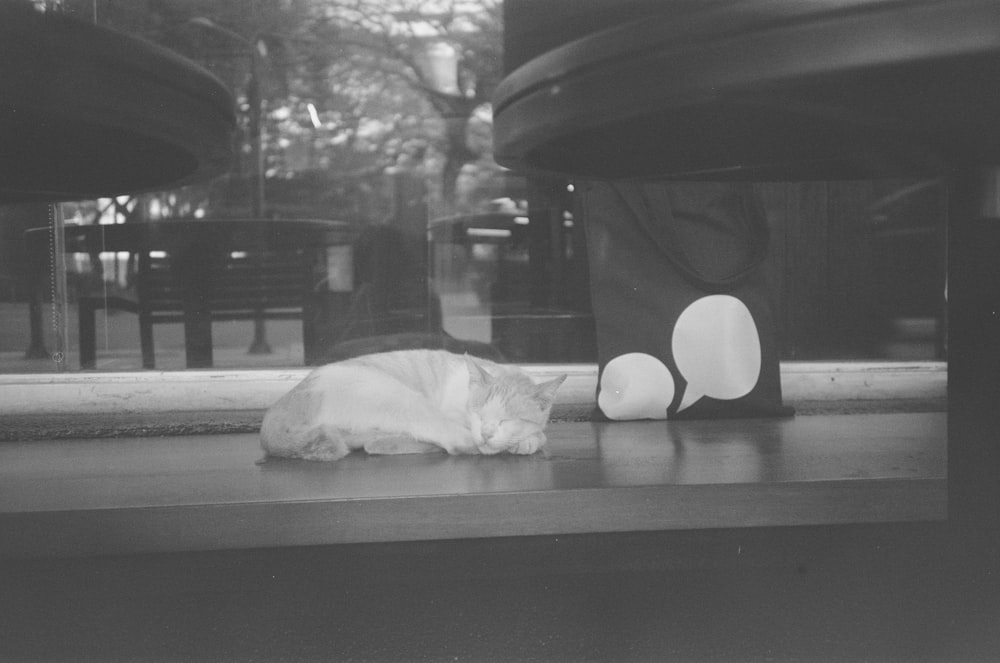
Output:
top-left (0, 302), bottom-right (306, 373)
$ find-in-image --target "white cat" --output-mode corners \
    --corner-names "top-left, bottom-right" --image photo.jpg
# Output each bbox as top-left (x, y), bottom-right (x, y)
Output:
top-left (260, 349), bottom-right (566, 461)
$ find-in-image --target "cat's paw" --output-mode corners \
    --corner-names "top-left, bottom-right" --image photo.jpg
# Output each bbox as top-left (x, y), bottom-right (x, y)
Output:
top-left (509, 431), bottom-right (546, 455)
top-left (475, 440), bottom-right (507, 456)
top-left (364, 436), bottom-right (441, 455)
top-left (439, 426), bottom-right (481, 455)
top-left (298, 441), bottom-right (350, 462)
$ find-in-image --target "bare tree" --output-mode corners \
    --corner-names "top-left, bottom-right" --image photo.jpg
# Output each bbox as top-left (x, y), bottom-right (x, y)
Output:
top-left (54, 0), bottom-right (504, 215)
top-left (321, 0), bottom-right (503, 210)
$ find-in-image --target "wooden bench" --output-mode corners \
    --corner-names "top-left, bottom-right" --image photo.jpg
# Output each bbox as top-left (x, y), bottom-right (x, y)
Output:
top-left (25, 219), bottom-right (353, 369)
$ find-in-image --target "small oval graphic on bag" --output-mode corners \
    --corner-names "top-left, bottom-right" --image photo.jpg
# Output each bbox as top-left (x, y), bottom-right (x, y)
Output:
top-left (598, 352), bottom-right (674, 420)
top-left (673, 295), bottom-right (762, 413)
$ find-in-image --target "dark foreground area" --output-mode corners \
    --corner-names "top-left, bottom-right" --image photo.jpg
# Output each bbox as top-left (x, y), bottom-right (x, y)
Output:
top-left (2, 526), bottom-right (998, 662)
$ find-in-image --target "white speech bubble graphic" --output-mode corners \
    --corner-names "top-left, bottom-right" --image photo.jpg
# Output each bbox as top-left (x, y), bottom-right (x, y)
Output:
top-left (672, 295), bottom-right (761, 413)
top-left (598, 352), bottom-right (675, 420)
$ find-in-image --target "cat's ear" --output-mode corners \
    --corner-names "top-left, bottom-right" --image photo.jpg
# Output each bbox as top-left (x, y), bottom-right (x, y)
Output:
top-left (465, 354), bottom-right (493, 386)
top-left (534, 374), bottom-right (567, 406)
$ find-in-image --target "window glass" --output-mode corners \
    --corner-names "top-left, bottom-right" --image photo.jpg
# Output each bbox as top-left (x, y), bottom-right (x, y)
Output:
top-left (0, 1), bottom-right (946, 375)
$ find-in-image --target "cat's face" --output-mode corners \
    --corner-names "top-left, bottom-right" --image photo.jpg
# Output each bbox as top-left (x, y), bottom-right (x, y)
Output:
top-left (465, 359), bottom-right (566, 455)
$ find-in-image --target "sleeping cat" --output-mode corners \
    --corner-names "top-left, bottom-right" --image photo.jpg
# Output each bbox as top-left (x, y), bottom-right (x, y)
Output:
top-left (259, 349), bottom-right (566, 461)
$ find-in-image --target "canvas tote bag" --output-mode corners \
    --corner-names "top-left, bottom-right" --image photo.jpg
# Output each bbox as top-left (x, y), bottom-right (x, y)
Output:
top-left (582, 180), bottom-right (792, 420)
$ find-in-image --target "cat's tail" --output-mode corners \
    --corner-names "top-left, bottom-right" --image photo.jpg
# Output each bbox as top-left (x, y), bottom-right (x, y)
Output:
top-left (261, 419), bottom-right (352, 462)
top-left (259, 376), bottom-right (351, 461)
top-left (258, 402), bottom-right (290, 457)
top-left (258, 392), bottom-right (350, 464)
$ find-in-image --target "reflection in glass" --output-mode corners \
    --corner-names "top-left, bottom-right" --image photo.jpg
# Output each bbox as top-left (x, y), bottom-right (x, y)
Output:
top-left (0, 2), bottom-right (947, 374)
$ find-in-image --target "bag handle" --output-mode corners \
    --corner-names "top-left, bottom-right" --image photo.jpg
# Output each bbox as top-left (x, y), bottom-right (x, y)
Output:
top-left (613, 181), bottom-right (770, 291)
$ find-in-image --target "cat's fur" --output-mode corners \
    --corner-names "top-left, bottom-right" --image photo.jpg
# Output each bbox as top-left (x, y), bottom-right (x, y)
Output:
top-left (260, 349), bottom-right (567, 461)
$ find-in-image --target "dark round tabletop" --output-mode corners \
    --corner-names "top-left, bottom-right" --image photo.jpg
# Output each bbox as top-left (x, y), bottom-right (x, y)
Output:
top-left (0, 4), bottom-right (236, 202)
top-left (493, 0), bottom-right (1000, 181)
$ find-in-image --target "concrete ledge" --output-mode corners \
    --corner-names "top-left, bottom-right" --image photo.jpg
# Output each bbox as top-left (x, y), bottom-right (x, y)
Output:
top-left (0, 362), bottom-right (946, 416)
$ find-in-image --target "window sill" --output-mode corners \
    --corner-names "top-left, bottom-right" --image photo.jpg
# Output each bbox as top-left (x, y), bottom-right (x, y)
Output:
top-left (0, 362), bottom-right (947, 558)
top-left (0, 361), bottom-right (947, 440)
top-left (0, 411), bottom-right (945, 558)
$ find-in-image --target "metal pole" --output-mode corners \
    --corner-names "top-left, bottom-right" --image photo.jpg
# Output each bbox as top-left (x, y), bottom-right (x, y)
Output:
top-left (186, 18), bottom-right (272, 355)
top-left (246, 41), bottom-right (272, 354)
top-left (50, 203), bottom-right (68, 371)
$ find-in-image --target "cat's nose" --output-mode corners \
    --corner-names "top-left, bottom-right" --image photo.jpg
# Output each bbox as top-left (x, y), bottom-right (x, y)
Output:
top-left (482, 422), bottom-right (498, 440)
